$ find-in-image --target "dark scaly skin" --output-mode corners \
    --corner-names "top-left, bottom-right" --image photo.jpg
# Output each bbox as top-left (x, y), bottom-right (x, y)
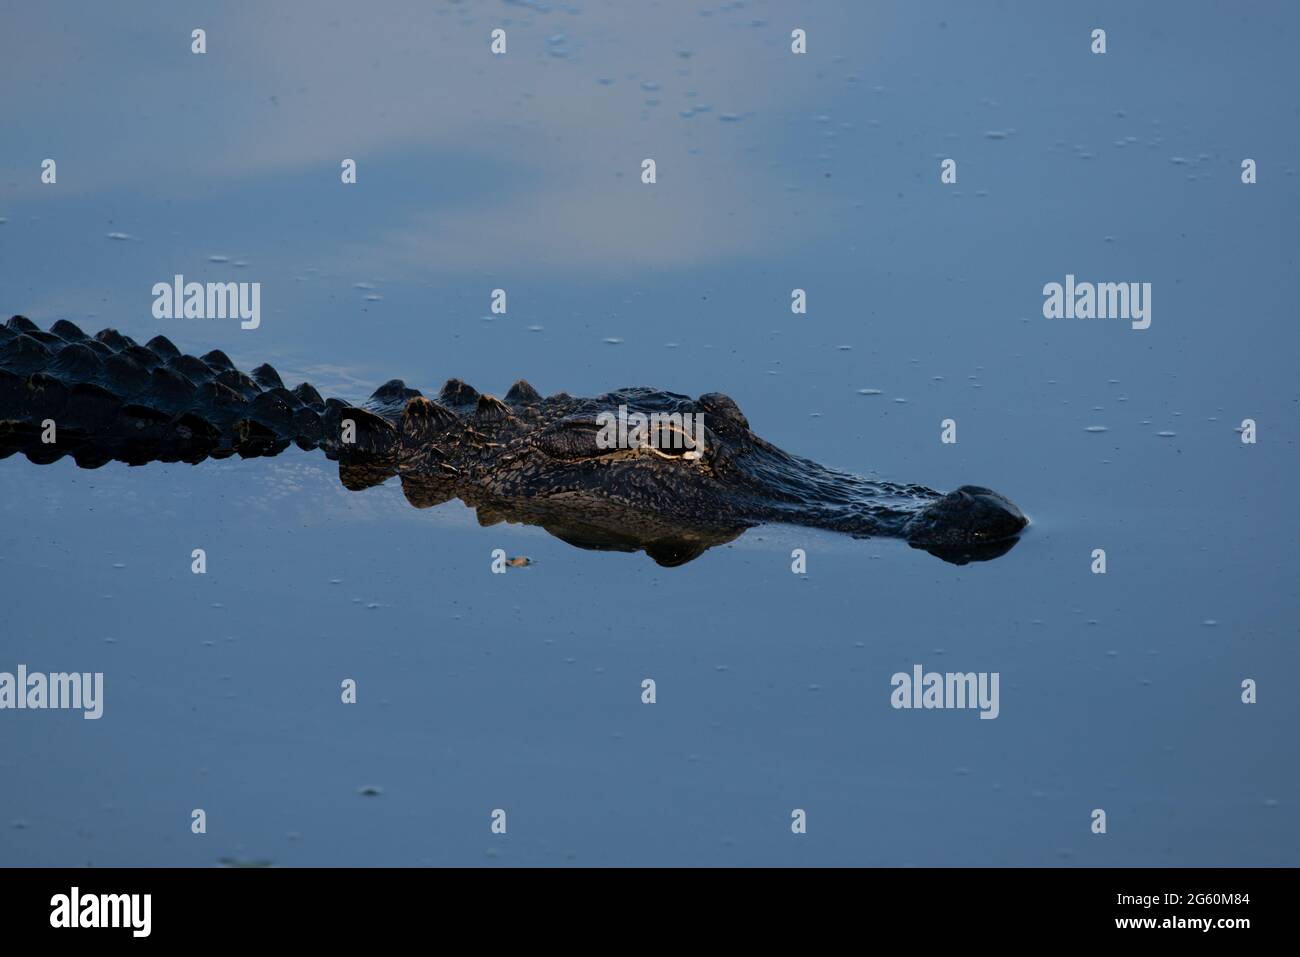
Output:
top-left (0, 316), bottom-right (1028, 565)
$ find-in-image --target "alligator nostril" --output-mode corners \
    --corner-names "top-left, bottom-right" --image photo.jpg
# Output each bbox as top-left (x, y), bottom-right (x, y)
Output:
top-left (904, 486), bottom-right (1027, 546)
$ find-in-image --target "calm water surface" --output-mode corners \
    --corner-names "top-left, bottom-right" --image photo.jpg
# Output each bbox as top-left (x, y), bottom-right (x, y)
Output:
top-left (1, 1), bottom-right (1297, 865)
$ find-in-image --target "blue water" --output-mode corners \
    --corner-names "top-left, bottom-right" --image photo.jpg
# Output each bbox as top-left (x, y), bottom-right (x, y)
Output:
top-left (1, 1), bottom-right (1297, 866)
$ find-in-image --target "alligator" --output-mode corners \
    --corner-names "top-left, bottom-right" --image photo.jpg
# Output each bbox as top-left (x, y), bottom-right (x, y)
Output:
top-left (0, 316), bottom-right (1028, 565)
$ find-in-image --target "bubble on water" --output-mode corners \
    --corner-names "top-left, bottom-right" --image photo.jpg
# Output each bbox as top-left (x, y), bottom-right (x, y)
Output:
top-left (1156, 430), bottom-right (1176, 437)
top-left (857, 388), bottom-right (882, 395)
top-left (1084, 425), bottom-right (1108, 433)
top-left (528, 324), bottom-right (544, 332)
top-left (106, 232), bottom-right (133, 241)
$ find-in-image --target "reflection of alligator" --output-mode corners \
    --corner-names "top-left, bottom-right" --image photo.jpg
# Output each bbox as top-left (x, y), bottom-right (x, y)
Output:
top-left (1, 316), bottom-right (1027, 565)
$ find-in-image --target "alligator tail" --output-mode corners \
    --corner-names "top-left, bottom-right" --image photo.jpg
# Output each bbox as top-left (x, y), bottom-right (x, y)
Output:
top-left (0, 315), bottom-right (401, 468)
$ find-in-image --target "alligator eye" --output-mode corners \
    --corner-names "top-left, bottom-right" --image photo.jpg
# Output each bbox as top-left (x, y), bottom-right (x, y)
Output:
top-left (532, 414), bottom-right (707, 461)
top-left (645, 423), bottom-right (704, 459)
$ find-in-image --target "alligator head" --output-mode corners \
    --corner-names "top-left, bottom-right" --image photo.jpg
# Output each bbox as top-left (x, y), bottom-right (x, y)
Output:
top-left (345, 383), bottom-right (1029, 564)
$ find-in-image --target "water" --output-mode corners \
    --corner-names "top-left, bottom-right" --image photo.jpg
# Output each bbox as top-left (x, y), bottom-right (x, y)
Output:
top-left (1, 1), bottom-right (1297, 866)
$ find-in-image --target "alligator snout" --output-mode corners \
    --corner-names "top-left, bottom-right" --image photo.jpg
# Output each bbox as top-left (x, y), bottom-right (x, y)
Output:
top-left (903, 485), bottom-right (1028, 547)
